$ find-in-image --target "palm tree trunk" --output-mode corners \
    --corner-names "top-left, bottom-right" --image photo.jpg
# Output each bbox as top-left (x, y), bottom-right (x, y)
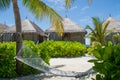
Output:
top-left (12, 0), bottom-right (22, 75)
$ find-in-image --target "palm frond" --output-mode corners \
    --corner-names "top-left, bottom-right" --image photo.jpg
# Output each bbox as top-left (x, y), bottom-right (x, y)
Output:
top-left (102, 20), bottom-right (110, 34)
top-left (88, 33), bottom-right (98, 40)
top-left (86, 25), bottom-right (97, 37)
top-left (0, 0), bottom-right (10, 10)
top-left (92, 17), bottom-right (103, 38)
top-left (87, 17), bottom-right (110, 46)
top-left (88, 0), bottom-right (92, 4)
top-left (65, 0), bottom-right (74, 9)
top-left (22, 0), bottom-right (64, 36)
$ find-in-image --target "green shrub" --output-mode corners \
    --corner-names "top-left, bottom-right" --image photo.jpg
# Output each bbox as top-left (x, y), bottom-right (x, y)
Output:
top-left (89, 42), bottom-right (120, 80)
top-left (0, 42), bottom-right (17, 78)
top-left (37, 40), bottom-right (86, 58)
top-left (87, 41), bottom-right (102, 55)
top-left (23, 40), bottom-right (40, 57)
top-left (22, 40), bottom-right (50, 74)
top-left (0, 40), bottom-right (50, 78)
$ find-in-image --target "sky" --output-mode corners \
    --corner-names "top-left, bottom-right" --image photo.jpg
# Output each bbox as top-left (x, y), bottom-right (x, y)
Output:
top-left (0, 0), bottom-right (120, 44)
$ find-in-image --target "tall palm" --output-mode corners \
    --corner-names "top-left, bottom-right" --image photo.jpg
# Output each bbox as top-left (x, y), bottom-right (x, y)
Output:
top-left (0, 0), bottom-right (73, 75)
top-left (86, 17), bottom-right (110, 46)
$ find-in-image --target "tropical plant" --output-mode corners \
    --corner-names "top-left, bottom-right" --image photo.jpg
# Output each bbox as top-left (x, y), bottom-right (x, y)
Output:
top-left (37, 40), bottom-right (86, 58)
top-left (86, 17), bottom-right (110, 46)
top-left (89, 42), bottom-right (120, 80)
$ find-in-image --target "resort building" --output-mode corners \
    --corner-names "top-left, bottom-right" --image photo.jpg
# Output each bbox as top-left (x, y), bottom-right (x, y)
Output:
top-left (0, 23), bottom-right (8, 32)
top-left (45, 18), bottom-right (87, 44)
top-left (0, 19), bottom-right (47, 43)
top-left (0, 23), bottom-right (9, 42)
top-left (104, 17), bottom-right (120, 44)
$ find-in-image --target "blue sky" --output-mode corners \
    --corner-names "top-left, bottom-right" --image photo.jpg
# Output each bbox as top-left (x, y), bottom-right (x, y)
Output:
top-left (0, 0), bottom-right (120, 31)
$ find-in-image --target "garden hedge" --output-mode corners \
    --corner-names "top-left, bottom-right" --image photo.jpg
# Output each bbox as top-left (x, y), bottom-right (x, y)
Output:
top-left (0, 40), bottom-right (86, 78)
top-left (0, 41), bottom-right (49, 78)
top-left (37, 40), bottom-right (87, 58)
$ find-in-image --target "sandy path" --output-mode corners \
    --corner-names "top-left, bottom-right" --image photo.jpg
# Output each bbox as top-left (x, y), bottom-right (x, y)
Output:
top-left (50, 55), bottom-right (94, 72)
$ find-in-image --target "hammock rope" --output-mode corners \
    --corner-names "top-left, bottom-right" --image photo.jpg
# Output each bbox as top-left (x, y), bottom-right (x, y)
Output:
top-left (15, 44), bottom-right (96, 78)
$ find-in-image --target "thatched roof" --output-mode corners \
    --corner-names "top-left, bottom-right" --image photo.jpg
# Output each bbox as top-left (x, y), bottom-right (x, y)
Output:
top-left (46, 18), bottom-right (86, 33)
top-left (0, 23), bottom-right (8, 32)
top-left (4, 19), bottom-right (47, 36)
top-left (104, 17), bottom-right (120, 32)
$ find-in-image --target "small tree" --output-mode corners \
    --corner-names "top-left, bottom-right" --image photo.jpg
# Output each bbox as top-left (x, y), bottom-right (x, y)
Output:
top-left (86, 17), bottom-right (110, 46)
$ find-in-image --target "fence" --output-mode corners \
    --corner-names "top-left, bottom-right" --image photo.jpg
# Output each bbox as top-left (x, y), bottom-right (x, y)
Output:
top-left (0, 32), bottom-right (46, 44)
top-left (0, 33), bottom-right (16, 42)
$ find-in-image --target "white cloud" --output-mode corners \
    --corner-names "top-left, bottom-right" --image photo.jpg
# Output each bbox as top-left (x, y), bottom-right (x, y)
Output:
top-left (79, 18), bottom-right (89, 22)
top-left (47, 0), bottom-right (64, 5)
top-left (80, 6), bottom-right (90, 11)
top-left (44, 0), bottom-right (65, 11)
top-left (115, 14), bottom-right (120, 19)
top-left (79, 16), bottom-right (92, 26)
top-left (79, 16), bottom-right (91, 22)
top-left (44, 0), bottom-right (77, 11)
top-left (70, 6), bottom-right (78, 11)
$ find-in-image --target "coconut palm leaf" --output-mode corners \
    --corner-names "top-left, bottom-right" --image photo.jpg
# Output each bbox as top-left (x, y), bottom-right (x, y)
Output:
top-left (92, 17), bottom-right (102, 37)
top-left (86, 25), bottom-right (97, 38)
top-left (86, 17), bottom-right (110, 46)
top-left (22, 0), bottom-right (64, 35)
top-left (65, 0), bottom-right (75, 9)
top-left (88, 0), bottom-right (92, 4)
top-left (102, 20), bottom-right (110, 34)
top-left (0, 0), bottom-right (10, 10)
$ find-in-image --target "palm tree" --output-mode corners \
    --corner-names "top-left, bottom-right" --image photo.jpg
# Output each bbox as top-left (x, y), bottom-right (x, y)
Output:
top-left (0, 0), bottom-right (73, 75)
top-left (86, 17), bottom-right (110, 46)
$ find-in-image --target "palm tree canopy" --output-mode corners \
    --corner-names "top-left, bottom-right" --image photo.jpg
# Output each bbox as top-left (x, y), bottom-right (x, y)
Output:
top-left (88, 0), bottom-right (92, 4)
top-left (86, 17), bottom-right (110, 45)
top-left (0, 0), bottom-right (10, 10)
top-left (22, 0), bottom-right (63, 36)
top-left (65, 0), bottom-right (75, 9)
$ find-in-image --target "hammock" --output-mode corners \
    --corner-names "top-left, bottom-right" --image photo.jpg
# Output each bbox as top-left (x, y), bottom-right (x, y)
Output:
top-left (15, 44), bottom-right (95, 78)
top-left (15, 57), bottom-right (95, 77)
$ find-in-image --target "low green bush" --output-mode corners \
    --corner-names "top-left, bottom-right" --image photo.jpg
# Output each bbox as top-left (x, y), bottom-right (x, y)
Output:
top-left (23, 40), bottom-right (40, 57)
top-left (87, 41), bottom-right (102, 55)
top-left (37, 40), bottom-right (86, 58)
top-left (89, 42), bottom-right (120, 80)
top-left (0, 40), bottom-right (50, 78)
top-left (0, 42), bottom-right (17, 78)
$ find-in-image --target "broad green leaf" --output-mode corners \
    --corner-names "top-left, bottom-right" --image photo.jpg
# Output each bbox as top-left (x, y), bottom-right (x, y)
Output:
top-left (88, 59), bottom-right (98, 63)
top-left (115, 56), bottom-right (120, 64)
top-left (103, 62), bottom-right (113, 71)
top-left (93, 50), bottom-right (101, 59)
top-left (103, 47), bottom-right (112, 60)
top-left (96, 74), bottom-right (103, 80)
top-left (107, 41), bottom-right (113, 46)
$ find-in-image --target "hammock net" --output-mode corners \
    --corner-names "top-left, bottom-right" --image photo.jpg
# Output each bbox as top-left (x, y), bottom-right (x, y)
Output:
top-left (15, 44), bottom-right (95, 78)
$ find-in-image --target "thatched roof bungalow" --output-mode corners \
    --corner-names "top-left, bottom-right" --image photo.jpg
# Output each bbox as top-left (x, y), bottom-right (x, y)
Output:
top-left (0, 23), bottom-right (9, 42)
top-left (1, 19), bottom-right (47, 43)
top-left (45, 18), bottom-right (87, 44)
top-left (0, 23), bottom-right (8, 32)
top-left (104, 17), bottom-right (120, 44)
